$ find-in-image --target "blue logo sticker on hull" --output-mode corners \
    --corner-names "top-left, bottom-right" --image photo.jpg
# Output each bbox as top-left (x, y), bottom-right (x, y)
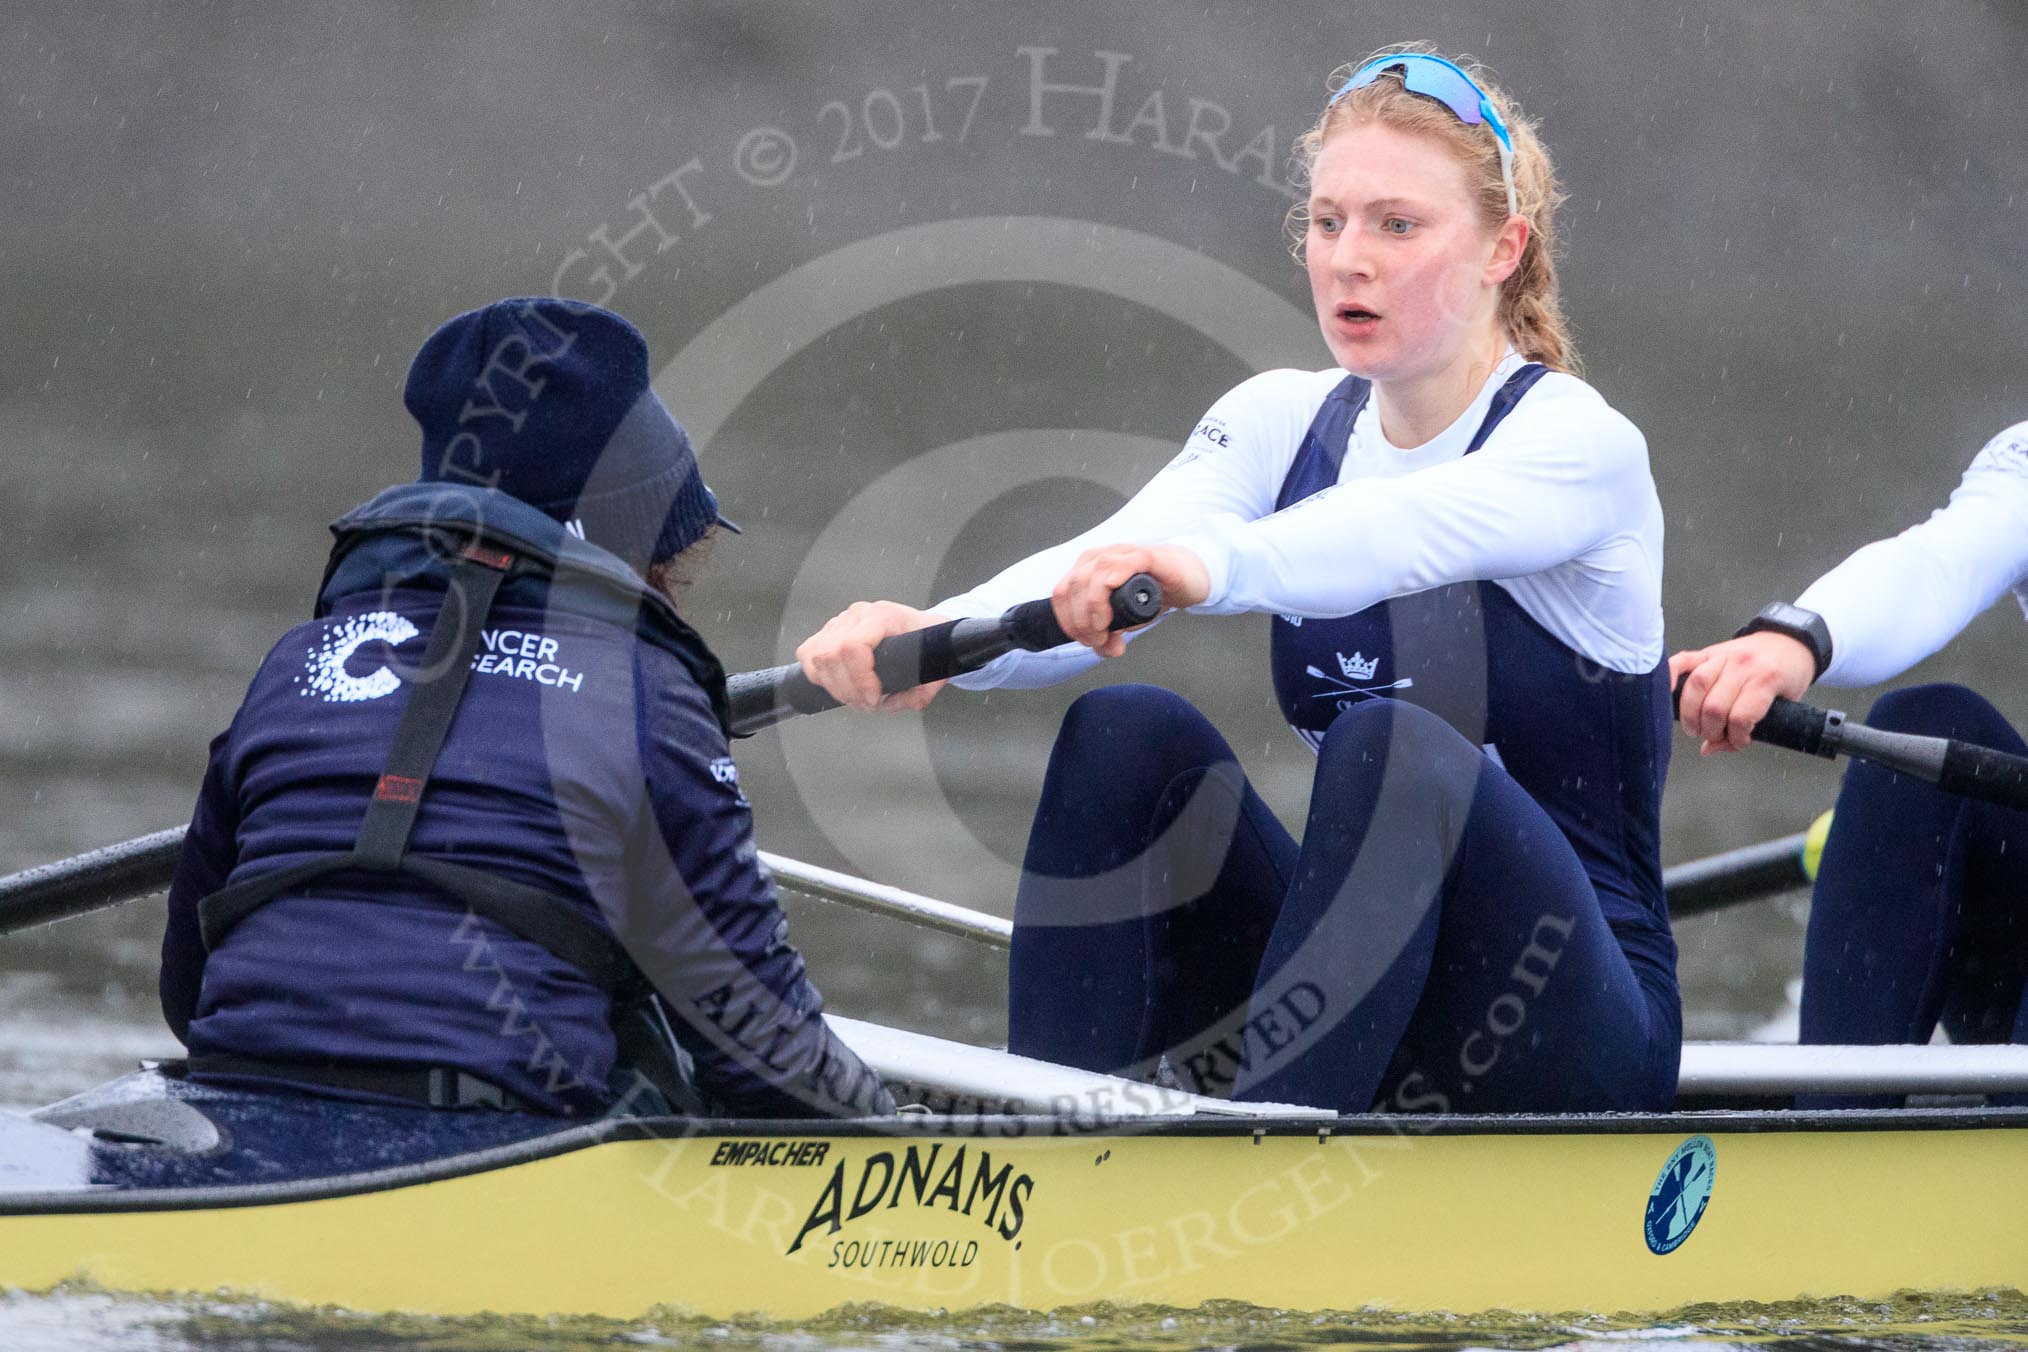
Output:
top-left (1644, 1134), bottom-right (1716, 1255)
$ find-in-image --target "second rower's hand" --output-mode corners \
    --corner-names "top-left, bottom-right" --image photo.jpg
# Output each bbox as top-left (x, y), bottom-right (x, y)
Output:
top-left (1667, 632), bottom-right (1817, 755)
top-left (1053, 543), bottom-right (1208, 657)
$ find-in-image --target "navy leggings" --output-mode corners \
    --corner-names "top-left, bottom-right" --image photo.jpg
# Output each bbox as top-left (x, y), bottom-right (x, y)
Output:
top-left (1007, 686), bottom-right (1680, 1114)
top-left (1800, 683), bottom-right (2028, 1109)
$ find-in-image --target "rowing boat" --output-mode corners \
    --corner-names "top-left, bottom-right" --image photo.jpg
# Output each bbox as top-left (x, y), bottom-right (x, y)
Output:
top-left (3, 686), bottom-right (2025, 1320)
top-left (1, 1018), bottom-right (2023, 1321)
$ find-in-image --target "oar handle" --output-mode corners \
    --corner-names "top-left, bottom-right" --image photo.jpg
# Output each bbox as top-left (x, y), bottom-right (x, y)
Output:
top-left (1748, 696), bottom-right (1842, 758)
top-left (728, 574), bottom-right (1163, 737)
top-left (1751, 695), bottom-right (2028, 811)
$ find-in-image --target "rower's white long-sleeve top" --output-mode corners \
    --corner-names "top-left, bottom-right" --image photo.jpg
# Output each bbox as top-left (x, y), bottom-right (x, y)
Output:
top-left (1796, 422), bottom-right (2028, 687)
top-left (935, 354), bottom-right (1665, 689)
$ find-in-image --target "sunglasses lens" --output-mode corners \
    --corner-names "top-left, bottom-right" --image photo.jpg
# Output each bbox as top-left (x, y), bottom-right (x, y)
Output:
top-left (1337, 54), bottom-right (1519, 213)
top-left (1343, 56), bottom-right (1483, 124)
top-left (1401, 66), bottom-right (1485, 125)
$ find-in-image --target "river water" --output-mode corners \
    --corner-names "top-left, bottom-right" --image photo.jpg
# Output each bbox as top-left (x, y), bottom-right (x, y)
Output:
top-left (4, 2), bottom-right (2026, 1346)
top-left (1, 1287), bottom-right (2026, 1352)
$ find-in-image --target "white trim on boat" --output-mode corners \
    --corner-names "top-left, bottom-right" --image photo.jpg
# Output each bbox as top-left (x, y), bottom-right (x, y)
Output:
top-left (832, 1016), bottom-right (1312, 1117)
top-left (835, 1017), bottom-right (2028, 1114)
top-left (1680, 1041), bottom-right (2028, 1097)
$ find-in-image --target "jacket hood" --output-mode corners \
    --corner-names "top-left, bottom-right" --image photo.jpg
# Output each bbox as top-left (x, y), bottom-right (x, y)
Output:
top-left (317, 482), bottom-right (730, 731)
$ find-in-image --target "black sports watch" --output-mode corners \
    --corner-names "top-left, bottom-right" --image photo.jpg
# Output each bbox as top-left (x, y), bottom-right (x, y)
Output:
top-left (1735, 602), bottom-right (1833, 682)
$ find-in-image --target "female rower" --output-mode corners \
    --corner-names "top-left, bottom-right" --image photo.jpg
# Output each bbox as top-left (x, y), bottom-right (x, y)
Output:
top-left (798, 46), bottom-right (1678, 1114)
top-left (1671, 422), bottom-right (2028, 1107)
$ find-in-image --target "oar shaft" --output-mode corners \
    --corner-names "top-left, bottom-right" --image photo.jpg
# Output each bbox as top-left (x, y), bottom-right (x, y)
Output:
top-left (727, 573), bottom-right (1162, 736)
top-left (1661, 831), bottom-right (1809, 918)
top-left (1756, 696), bottom-right (2028, 811)
top-left (758, 852), bottom-right (1009, 948)
top-left (0, 813), bottom-right (1813, 945)
top-left (0, 828), bottom-right (186, 936)
top-left (0, 825), bottom-right (1018, 949)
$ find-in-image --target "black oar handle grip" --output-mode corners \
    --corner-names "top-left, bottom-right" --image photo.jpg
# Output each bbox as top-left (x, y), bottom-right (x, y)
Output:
top-left (1939, 740), bottom-right (2028, 810)
top-left (727, 625), bottom-right (973, 732)
top-left (1669, 676), bottom-right (1840, 759)
top-left (869, 571), bottom-right (1160, 688)
top-left (727, 574), bottom-right (1163, 736)
top-left (1001, 572), bottom-right (1164, 652)
top-left (726, 664), bottom-right (840, 729)
top-left (1751, 696), bottom-right (1840, 758)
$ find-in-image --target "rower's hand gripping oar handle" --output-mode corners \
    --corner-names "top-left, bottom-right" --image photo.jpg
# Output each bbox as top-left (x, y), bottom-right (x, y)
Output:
top-left (728, 573), bottom-right (1164, 736)
top-left (1672, 677), bottom-right (2028, 812)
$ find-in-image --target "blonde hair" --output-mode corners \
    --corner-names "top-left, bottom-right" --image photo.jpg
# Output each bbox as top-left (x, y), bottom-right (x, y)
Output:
top-left (1289, 43), bottom-right (1579, 375)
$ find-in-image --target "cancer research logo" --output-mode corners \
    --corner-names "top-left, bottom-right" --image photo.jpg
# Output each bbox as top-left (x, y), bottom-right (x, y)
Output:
top-left (299, 612), bottom-right (419, 703)
top-left (1643, 1134), bottom-right (1717, 1255)
top-left (298, 615), bottom-right (585, 702)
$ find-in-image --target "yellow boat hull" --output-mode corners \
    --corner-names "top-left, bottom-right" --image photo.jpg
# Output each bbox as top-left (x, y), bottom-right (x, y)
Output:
top-left (1, 1112), bottom-right (2023, 1318)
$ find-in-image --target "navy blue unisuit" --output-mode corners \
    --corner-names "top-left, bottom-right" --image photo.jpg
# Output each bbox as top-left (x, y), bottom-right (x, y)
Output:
top-left (1800, 682), bottom-right (2028, 1109)
top-left (1009, 370), bottom-right (1681, 1113)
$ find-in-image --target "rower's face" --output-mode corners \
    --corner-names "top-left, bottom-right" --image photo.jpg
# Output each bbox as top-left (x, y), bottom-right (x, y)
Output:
top-left (1303, 122), bottom-right (1509, 382)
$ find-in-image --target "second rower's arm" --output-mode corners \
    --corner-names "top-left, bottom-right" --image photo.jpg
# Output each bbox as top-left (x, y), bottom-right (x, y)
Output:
top-left (1671, 423), bottom-right (2028, 753)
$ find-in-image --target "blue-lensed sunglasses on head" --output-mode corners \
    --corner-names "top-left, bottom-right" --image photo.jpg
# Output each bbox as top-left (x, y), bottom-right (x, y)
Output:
top-left (1332, 53), bottom-right (1518, 216)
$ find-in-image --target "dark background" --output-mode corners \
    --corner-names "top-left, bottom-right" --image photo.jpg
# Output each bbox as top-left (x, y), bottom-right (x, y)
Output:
top-left (3, 2), bottom-right (2025, 1100)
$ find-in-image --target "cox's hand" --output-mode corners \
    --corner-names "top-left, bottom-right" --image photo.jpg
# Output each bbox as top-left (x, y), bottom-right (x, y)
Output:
top-left (1667, 633), bottom-right (1817, 754)
top-left (795, 601), bottom-right (952, 713)
top-left (1052, 543), bottom-right (1208, 658)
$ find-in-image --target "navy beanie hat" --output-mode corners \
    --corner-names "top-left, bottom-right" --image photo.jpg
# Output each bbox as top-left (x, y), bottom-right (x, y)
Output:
top-left (404, 298), bottom-right (735, 571)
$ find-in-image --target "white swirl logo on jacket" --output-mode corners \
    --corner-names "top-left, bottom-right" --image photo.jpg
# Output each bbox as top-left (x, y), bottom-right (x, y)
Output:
top-left (299, 612), bottom-right (420, 703)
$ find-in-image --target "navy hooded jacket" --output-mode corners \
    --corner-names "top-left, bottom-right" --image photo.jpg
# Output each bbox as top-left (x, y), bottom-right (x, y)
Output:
top-left (160, 483), bottom-right (890, 1119)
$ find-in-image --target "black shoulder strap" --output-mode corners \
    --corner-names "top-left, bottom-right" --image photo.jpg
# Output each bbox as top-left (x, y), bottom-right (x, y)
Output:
top-left (198, 542), bottom-right (644, 1003)
top-left (353, 543), bottom-right (510, 868)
